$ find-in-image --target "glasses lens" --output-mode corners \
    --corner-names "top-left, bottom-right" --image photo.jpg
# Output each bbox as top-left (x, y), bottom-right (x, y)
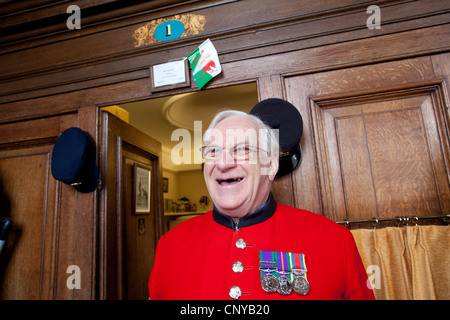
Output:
top-left (201, 145), bottom-right (262, 161)
top-left (233, 145), bottom-right (251, 160)
top-left (202, 146), bottom-right (222, 159)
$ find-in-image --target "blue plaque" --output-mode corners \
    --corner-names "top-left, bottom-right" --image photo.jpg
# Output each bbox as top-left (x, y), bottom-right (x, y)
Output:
top-left (154, 20), bottom-right (185, 42)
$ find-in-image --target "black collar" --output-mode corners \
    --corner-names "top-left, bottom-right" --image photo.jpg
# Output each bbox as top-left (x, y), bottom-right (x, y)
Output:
top-left (212, 193), bottom-right (277, 230)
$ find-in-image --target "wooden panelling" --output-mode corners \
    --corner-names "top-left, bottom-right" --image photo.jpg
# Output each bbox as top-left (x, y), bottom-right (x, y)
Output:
top-left (318, 92), bottom-right (448, 221)
top-left (0, 113), bottom-right (99, 299)
top-left (1, 0), bottom-right (449, 103)
top-left (0, 149), bottom-right (54, 299)
top-left (285, 55), bottom-right (450, 223)
top-left (284, 74), bottom-right (323, 213)
top-left (258, 75), bottom-right (295, 207)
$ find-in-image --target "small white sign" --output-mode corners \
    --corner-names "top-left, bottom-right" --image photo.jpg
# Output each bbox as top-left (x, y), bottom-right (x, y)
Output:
top-left (152, 60), bottom-right (186, 87)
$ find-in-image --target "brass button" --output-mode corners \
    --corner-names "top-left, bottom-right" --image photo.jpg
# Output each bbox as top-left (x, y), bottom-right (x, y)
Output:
top-left (235, 238), bottom-right (246, 249)
top-left (229, 286), bottom-right (242, 299)
top-left (232, 261), bottom-right (244, 273)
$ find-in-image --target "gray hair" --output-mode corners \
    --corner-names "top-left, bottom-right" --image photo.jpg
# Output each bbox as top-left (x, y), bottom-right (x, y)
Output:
top-left (203, 109), bottom-right (280, 157)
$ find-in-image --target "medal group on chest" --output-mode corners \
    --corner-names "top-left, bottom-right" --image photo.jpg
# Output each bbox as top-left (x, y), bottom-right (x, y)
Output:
top-left (259, 250), bottom-right (310, 296)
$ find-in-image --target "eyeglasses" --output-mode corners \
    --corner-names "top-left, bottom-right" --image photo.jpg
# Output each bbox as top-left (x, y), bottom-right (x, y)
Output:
top-left (200, 144), bottom-right (267, 161)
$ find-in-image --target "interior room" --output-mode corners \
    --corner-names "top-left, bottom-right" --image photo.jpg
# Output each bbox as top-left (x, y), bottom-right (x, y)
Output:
top-left (119, 83), bottom-right (259, 230)
top-left (0, 0), bottom-right (449, 301)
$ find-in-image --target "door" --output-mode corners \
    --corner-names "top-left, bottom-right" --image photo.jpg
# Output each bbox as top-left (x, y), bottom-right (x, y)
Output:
top-left (283, 54), bottom-right (450, 224)
top-left (99, 111), bottom-right (164, 300)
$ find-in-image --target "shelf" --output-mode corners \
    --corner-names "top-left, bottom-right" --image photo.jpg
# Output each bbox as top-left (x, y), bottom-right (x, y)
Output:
top-left (164, 211), bottom-right (207, 216)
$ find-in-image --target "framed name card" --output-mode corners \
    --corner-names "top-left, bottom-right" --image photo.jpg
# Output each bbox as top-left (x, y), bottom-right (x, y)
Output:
top-left (150, 59), bottom-right (190, 92)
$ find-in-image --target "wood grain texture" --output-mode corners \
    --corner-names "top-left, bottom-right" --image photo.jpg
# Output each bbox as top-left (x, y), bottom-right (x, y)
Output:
top-left (0, 113), bottom-right (93, 299)
top-left (99, 111), bottom-right (163, 299)
top-left (295, 55), bottom-right (450, 222)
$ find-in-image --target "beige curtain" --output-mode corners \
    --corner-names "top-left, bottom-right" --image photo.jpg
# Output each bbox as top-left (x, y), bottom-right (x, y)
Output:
top-left (351, 225), bottom-right (450, 300)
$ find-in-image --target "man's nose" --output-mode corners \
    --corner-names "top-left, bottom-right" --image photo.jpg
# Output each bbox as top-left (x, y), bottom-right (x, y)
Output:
top-left (215, 148), bottom-right (237, 169)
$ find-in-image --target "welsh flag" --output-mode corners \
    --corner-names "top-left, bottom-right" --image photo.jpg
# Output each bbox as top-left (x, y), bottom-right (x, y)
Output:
top-left (187, 39), bottom-right (222, 90)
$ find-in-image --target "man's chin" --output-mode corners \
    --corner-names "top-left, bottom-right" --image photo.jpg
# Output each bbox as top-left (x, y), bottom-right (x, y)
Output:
top-left (213, 199), bottom-right (248, 217)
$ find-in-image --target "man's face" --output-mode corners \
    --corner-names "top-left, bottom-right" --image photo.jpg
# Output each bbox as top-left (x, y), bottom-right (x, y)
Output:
top-left (203, 116), bottom-right (278, 218)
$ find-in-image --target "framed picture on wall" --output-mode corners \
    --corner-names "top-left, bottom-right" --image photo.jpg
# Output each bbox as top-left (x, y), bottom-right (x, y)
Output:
top-left (133, 163), bottom-right (151, 214)
top-left (162, 177), bottom-right (169, 193)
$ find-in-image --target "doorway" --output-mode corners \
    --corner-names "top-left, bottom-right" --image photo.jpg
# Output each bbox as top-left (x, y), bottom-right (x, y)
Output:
top-left (99, 83), bottom-right (258, 299)
top-left (119, 82), bottom-right (259, 232)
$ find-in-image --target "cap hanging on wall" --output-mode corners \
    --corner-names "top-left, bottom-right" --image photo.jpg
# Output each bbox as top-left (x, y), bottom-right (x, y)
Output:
top-left (51, 127), bottom-right (99, 193)
top-left (250, 98), bottom-right (303, 177)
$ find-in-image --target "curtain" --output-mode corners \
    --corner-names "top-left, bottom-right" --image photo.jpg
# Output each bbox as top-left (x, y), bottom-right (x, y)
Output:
top-left (351, 225), bottom-right (450, 300)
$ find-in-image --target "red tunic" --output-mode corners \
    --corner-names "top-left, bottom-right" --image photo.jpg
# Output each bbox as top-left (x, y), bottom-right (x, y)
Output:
top-left (149, 200), bottom-right (375, 300)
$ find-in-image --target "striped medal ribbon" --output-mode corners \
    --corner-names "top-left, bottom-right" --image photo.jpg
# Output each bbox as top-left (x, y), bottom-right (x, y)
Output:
top-left (259, 250), bottom-right (310, 295)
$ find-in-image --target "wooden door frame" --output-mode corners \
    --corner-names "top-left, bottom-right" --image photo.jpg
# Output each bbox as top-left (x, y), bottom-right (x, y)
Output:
top-left (98, 110), bottom-right (164, 300)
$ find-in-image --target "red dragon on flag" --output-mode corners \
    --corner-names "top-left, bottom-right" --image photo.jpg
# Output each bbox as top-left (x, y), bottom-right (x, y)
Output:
top-left (187, 39), bottom-right (222, 89)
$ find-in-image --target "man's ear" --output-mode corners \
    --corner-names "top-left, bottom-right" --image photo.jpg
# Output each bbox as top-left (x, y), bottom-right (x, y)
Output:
top-left (268, 155), bottom-right (279, 181)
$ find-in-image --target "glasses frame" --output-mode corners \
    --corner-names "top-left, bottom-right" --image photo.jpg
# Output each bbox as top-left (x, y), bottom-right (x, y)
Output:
top-left (200, 143), bottom-right (268, 162)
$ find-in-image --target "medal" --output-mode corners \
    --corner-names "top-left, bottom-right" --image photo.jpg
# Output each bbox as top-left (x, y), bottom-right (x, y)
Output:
top-left (259, 250), bottom-right (310, 296)
top-left (259, 257), bottom-right (278, 293)
top-left (259, 253), bottom-right (279, 293)
top-left (261, 273), bottom-right (279, 292)
top-left (293, 275), bottom-right (310, 295)
top-left (277, 275), bottom-right (293, 295)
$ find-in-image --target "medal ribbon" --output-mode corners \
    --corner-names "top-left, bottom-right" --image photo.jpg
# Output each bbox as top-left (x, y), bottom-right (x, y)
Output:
top-left (259, 250), bottom-right (308, 281)
top-left (259, 250), bottom-right (277, 278)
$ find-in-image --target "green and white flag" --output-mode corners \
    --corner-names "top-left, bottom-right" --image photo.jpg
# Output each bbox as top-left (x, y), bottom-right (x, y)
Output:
top-left (187, 39), bottom-right (222, 90)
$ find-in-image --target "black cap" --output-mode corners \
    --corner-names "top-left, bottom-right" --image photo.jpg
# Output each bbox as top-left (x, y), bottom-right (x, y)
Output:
top-left (51, 127), bottom-right (99, 193)
top-left (0, 217), bottom-right (12, 241)
top-left (250, 98), bottom-right (303, 177)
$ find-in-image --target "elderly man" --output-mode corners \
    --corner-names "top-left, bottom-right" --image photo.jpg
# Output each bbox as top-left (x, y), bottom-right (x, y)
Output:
top-left (149, 101), bottom-right (374, 300)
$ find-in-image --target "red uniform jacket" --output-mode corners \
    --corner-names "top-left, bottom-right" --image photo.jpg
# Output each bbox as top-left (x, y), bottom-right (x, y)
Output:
top-left (149, 195), bottom-right (375, 300)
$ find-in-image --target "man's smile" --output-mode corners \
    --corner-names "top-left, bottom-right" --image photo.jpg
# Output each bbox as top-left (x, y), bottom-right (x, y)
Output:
top-left (216, 177), bottom-right (244, 186)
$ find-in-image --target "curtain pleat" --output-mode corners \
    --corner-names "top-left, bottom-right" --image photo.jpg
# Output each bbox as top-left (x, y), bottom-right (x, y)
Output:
top-left (351, 225), bottom-right (449, 300)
